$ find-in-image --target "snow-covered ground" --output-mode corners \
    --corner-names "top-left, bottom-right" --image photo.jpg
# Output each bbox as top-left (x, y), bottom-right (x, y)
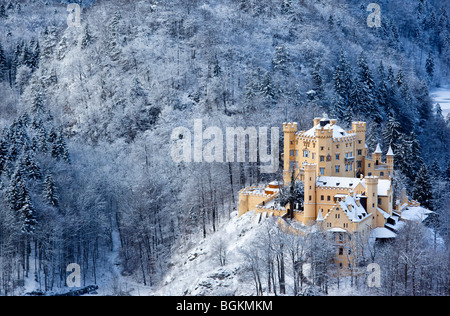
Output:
top-left (153, 211), bottom-right (265, 296)
top-left (430, 84), bottom-right (450, 117)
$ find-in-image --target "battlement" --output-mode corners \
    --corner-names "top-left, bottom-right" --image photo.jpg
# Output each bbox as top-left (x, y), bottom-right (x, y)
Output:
top-left (283, 122), bottom-right (298, 133)
top-left (364, 176), bottom-right (379, 184)
top-left (304, 163), bottom-right (317, 171)
top-left (351, 121), bottom-right (366, 132)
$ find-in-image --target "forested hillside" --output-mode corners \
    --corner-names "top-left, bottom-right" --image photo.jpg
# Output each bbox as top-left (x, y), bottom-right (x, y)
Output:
top-left (0, 0), bottom-right (449, 295)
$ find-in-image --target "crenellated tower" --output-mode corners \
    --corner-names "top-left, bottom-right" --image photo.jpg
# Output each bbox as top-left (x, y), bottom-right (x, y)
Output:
top-left (303, 163), bottom-right (317, 225)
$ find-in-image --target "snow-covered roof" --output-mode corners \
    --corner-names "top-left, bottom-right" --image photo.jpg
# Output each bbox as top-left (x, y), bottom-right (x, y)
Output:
top-left (374, 143), bottom-right (382, 154)
top-left (317, 176), bottom-right (390, 196)
top-left (401, 207), bottom-right (433, 222)
top-left (339, 196), bottom-right (369, 222)
top-left (370, 227), bottom-right (397, 239)
top-left (317, 176), bottom-right (364, 189)
top-left (327, 227), bottom-right (347, 233)
top-left (377, 207), bottom-right (390, 219)
top-left (300, 122), bottom-right (355, 140)
top-left (386, 145), bottom-right (394, 156)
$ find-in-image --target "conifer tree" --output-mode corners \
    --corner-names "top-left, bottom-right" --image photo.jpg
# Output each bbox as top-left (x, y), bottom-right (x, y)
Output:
top-left (28, 38), bottom-right (40, 71)
top-left (19, 194), bottom-right (37, 234)
top-left (412, 164), bottom-right (434, 210)
top-left (356, 53), bottom-right (382, 124)
top-left (21, 151), bottom-right (42, 180)
top-left (333, 50), bottom-right (353, 125)
top-left (396, 68), bottom-right (405, 88)
top-left (31, 92), bottom-right (45, 115)
top-left (7, 168), bottom-right (27, 213)
top-left (383, 114), bottom-right (402, 152)
top-left (43, 174), bottom-right (58, 207)
top-left (312, 63), bottom-right (325, 100)
top-left (407, 132), bottom-right (423, 178)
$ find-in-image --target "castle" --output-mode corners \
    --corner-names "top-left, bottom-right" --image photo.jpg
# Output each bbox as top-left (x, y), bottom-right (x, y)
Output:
top-left (239, 116), bottom-right (407, 240)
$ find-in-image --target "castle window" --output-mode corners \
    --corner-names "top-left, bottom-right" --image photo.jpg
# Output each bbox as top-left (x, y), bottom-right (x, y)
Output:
top-left (358, 149), bottom-right (362, 156)
top-left (290, 150), bottom-right (294, 156)
top-left (357, 161), bottom-right (362, 168)
top-left (309, 195), bottom-right (312, 201)
top-left (320, 168), bottom-right (325, 175)
top-left (327, 196), bottom-right (331, 201)
top-left (380, 171), bottom-right (384, 177)
top-left (303, 150), bottom-right (309, 158)
top-left (336, 145), bottom-right (339, 149)
top-left (336, 165), bottom-right (340, 173)
top-left (320, 146), bottom-right (324, 151)
top-left (378, 198), bottom-right (381, 205)
top-left (321, 195), bottom-right (324, 201)
top-left (368, 163), bottom-right (371, 168)
top-left (320, 156), bottom-right (325, 162)
top-left (368, 172), bottom-right (372, 176)
top-left (339, 248), bottom-right (344, 255)
top-left (312, 153), bottom-right (316, 159)
top-left (358, 140), bottom-right (362, 144)
top-left (336, 154), bottom-right (340, 160)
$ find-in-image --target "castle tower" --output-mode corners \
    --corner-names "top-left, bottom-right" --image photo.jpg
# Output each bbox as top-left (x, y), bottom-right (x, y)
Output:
top-left (283, 122), bottom-right (298, 183)
top-left (303, 163), bottom-right (317, 225)
top-left (373, 143), bottom-right (382, 166)
top-left (352, 121), bottom-right (367, 157)
top-left (365, 176), bottom-right (378, 228)
top-left (314, 118), bottom-right (333, 176)
top-left (386, 145), bottom-right (394, 177)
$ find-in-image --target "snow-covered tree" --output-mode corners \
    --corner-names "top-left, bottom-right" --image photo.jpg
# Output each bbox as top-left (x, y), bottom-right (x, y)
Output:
top-left (412, 164), bottom-right (434, 210)
top-left (43, 173), bottom-right (58, 207)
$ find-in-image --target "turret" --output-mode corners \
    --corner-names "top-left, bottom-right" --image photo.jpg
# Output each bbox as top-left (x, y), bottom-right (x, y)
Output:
top-left (373, 143), bottom-right (382, 166)
top-left (386, 145), bottom-right (394, 177)
top-left (365, 176), bottom-right (378, 228)
top-left (352, 121), bottom-right (367, 157)
top-left (303, 163), bottom-right (317, 225)
top-left (283, 122), bottom-right (298, 181)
